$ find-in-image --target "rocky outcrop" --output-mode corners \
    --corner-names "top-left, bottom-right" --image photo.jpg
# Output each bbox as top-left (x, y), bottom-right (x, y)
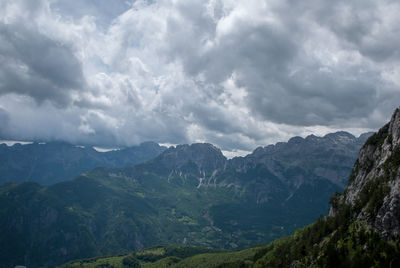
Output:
top-left (154, 143), bottom-right (227, 174)
top-left (337, 108), bottom-right (400, 239)
top-left (150, 133), bottom-right (371, 209)
top-left (375, 178), bottom-right (400, 239)
top-left (229, 131), bottom-right (371, 190)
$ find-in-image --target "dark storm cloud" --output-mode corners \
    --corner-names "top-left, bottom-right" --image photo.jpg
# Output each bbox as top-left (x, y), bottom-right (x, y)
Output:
top-left (0, 107), bottom-right (10, 137)
top-left (244, 59), bottom-right (379, 126)
top-left (0, 0), bottom-right (399, 153)
top-left (308, 0), bottom-right (400, 63)
top-left (51, 0), bottom-right (132, 29)
top-left (187, 102), bottom-right (241, 135)
top-left (162, 0), bottom-right (400, 127)
top-left (0, 23), bottom-right (85, 106)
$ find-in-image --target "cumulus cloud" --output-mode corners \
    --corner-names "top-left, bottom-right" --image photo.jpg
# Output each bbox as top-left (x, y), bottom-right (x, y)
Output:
top-left (0, 0), bottom-right (399, 152)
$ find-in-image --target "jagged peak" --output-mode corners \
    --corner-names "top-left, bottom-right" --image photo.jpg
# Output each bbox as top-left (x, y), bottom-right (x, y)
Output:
top-left (248, 131), bottom-right (361, 157)
top-left (288, 136), bottom-right (304, 144)
top-left (324, 131), bottom-right (356, 140)
top-left (155, 143), bottom-right (227, 173)
top-left (286, 131), bottom-right (357, 146)
top-left (163, 143), bottom-right (225, 156)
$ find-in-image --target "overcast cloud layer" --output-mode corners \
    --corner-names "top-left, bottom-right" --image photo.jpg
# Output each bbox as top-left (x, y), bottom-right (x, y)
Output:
top-left (1, 0), bottom-right (400, 153)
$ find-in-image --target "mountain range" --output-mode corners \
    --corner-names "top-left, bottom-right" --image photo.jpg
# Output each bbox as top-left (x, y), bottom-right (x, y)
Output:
top-left (59, 109), bottom-right (400, 268)
top-left (0, 141), bottom-right (166, 185)
top-left (0, 132), bottom-right (371, 267)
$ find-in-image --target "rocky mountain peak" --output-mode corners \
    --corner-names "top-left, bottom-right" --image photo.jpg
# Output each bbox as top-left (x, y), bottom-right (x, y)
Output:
top-left (324, 131), bottom-right (356, 142)
top-left (335, 107), bottom-right (400, 239)
top-left (227, 131), bottom-right (371, 189)
top-left (155, 143), bottom-right (227, 173)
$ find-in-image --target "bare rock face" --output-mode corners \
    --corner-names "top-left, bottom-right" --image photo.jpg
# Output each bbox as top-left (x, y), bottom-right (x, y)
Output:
top-left (375, 178), bottom-right (400, 239)
top-left (155, 143), bottom-right (227, 174)
top-left (338, 107), bottom-right (400, 239)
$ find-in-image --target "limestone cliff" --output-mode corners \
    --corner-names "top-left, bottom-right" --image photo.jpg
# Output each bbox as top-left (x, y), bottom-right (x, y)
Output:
top-left (333, 107), bottom-right (400, 239)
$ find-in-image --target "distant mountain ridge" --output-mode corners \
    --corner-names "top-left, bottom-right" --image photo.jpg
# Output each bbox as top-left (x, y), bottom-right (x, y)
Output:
top-left (147, 131), bottom-right (371, 203)
top-left (0, 141), bottom-right (166, 185)
top-left (230, 131), bottom-right (371, 187)
top-left (0, 131), bottom-right (371, 267)
top-left (57, 110), bottom-right (400, 268)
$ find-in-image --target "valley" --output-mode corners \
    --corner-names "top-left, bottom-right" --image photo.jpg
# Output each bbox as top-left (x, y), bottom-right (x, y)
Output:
top-left (58, 108), bottom-right (400, 267)
top-left (0, 132), bottom-right (369, 267)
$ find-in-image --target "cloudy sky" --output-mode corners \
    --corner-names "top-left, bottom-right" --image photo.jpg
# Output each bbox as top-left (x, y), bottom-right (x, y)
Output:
top-left (1, 0), bottom-right (400, 154)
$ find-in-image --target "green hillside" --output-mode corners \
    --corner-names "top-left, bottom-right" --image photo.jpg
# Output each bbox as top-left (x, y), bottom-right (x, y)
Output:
top-left (59, 246), bottom-right (260, 268)
top-left (0, 132), bottom-right (369, 267)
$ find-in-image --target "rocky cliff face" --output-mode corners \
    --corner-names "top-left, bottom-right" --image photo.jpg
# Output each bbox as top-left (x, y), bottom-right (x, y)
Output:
top-left (228, 131), bottom-right (370, 190)
top-left (155, 143), bottom-right (227, 174)
top-left (334, 108), bottom-right (400, 240)
top-left (144, 133), bottom-right (369, 207)
top-left (213, 131), bottom-right (371, 207)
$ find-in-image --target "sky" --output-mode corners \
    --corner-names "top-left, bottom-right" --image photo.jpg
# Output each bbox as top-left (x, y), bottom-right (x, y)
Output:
top-left (0, 0), bottom-right (400, 155)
